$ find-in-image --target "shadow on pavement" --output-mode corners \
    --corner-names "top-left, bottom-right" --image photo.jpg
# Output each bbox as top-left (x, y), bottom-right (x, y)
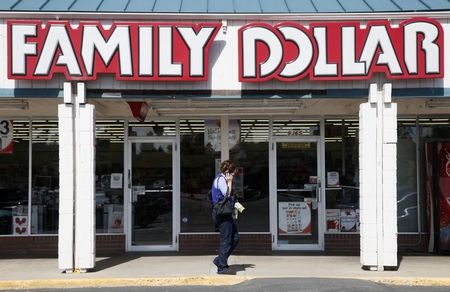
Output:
top-left (223, 264), bottom-right (255, 275)
top-left (92, 254), bottom-right (141, 272)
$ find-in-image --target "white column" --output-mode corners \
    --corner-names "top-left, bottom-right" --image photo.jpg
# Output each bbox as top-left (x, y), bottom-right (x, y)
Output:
top-left (74, 83), bottom-right (96, 271)
top-left (58, 82), bottom-right (96, 273)
top-left (359, 83), bottom-right (397, 271)
top-left (58, 83), bottom-right (75, 271)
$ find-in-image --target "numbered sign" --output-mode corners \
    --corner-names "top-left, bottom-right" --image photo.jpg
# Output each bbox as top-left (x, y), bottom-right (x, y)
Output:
top-left (0, 119), bottom-right (13, 154)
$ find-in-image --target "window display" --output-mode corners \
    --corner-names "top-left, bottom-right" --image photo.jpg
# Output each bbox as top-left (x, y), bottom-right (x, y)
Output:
top-left (0, 120), bottom-right (29, 235)
top-left (397, 119), bottom-right (419, 232)
top-left (95, 120), bottom-right (124, 233)
top-left (325, 119), bottom-right (359, 233)
top-left (180, 119), bottom-right (220, 232)
top-left (231, 119), bottom-right (269, 232)
top-left (31, 120), bottom-right (59, 234)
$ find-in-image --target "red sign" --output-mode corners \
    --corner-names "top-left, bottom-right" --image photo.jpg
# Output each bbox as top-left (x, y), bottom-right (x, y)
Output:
top-left (438, 142), bottom-right (450, 250)
top-left (0, 119), bottom-right (13, 154)
top-left (8, 20), bottom-right (220, 81)
top-left (238, 18), bottom-right (443, 82)
top-left (127, 102), bottom-right (149, 122)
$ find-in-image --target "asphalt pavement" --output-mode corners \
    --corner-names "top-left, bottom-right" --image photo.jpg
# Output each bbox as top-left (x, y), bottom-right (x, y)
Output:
top-left (0, 253), bottom-right (449, 290)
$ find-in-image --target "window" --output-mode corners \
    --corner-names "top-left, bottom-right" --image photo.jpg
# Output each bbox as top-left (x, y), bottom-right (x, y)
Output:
top-left (230, 119), bottom-right (269, 232)
top-left (95, 120), bottom-right (124, 234)
top-left (325, 119), bottom-right (359, 233)
top-left (31, 120), bottom-right (59, 234)
top-left (419, 117), bottom-right (450, 233)
top-left (180, 119), bottom-right (220, 232)
top-left (0, 120), bottom-right (29, 235)
top-left (397, 119), bottom-right (418, 232)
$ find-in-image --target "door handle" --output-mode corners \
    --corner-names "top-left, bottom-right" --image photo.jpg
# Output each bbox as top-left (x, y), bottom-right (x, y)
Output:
top-left (128, 169), bottom-right (131, 189)
top-left (316, 182), bottom-right (321, 202)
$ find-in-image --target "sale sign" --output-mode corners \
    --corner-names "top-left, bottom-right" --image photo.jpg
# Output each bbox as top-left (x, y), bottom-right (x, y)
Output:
top-left (0, 119), bottom-right (13, 154)
top-left (278, 202), bottom-right (312, 235)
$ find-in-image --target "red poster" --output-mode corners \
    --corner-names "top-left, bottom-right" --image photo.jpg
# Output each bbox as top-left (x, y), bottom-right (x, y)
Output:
top-left (425, 143), bottom-right (435, 251)
top-left (0, 119), bottom-right (13, 154)
top-left (438, 142), bottom-right (450, 250)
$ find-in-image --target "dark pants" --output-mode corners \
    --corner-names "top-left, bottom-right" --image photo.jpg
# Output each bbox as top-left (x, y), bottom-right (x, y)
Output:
top-left (215, 215), bottom-right (240, 270)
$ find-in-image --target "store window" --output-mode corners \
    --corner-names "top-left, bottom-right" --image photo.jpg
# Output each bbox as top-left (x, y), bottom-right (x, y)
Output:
top-left (0, 120), bottom-right (29, 235)
top-left (95, 120), bottom-right (124, 234)
top-left (31, 120), bottom-right (59, 234)
top-left (397, 119), bottom-right (419, 232)
top-left (419, 117), bottom-right (450, 233)
top-left (180, 119), bottom-right (220, 232)
top-left (325, 119), bottom-right (359, 233)
top-left (230, 119), bottom-right (269, 232)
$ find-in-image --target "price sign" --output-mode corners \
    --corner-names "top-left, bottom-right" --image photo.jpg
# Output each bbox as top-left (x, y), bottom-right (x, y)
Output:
top-left (0, 119), bottom-right (13, 154)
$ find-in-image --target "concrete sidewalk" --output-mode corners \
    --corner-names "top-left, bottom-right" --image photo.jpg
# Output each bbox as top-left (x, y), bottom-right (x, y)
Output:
top-left (0, 254), bottom-right (450, 289)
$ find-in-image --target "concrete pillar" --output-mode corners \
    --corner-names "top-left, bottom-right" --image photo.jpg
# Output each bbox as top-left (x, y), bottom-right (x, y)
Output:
top-left (58, 82), bottom-right (96, 272)
top-left (359, 83), bottom-right (398, 271)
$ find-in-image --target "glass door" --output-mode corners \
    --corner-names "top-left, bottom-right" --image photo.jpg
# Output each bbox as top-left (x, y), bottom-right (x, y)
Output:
top-left (126, 139), bottom-right (177, 251)
top-left (272, 139), bottom-right (323, 250)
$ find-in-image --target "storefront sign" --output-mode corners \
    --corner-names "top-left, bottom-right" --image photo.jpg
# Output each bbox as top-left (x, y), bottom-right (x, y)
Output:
top-left (0, 119), bottom-right (13, 154)
top-left (239, 18), bottom-right (443, 82)
top-left (7, 18), bottom-right (443, 83)
top-left (7, 21), bottom-right (220, 81)
top-left (278, 202), bottom-right (311, 235)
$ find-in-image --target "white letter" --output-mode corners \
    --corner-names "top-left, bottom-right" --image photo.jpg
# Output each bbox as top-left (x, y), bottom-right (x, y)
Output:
top-left (139, 26), bottom-right (153, 76)
top-left (242, 26), bottom-right (283, 78)
top-left (11, 24), bottom-right (37, 75)
top-left (342, 26), bottom-right (365, 76)
top-left (159, 26), bottom-right (182, 76)
top-left (35, 25), bottom-right (81, 76)
top-left (360, 26), bottom-right (402, 75)
top-left (279, 26), bottom-right (313, 78)
top-left (82, 25), bottom-right (132, 76)
top-left (404, 21), bottom-right (440, 74)
top-left (313, 27), bottom-right (337, 76)
top-left (177, 26), bottom-right (215, 77)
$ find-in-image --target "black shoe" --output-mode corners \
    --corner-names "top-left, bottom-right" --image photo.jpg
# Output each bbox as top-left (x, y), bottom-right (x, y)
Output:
top-left (213, 257), bottom-right (229, 269)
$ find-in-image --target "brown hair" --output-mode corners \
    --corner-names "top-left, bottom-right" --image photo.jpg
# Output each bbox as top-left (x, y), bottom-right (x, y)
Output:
top-left (220, 160), bottom-right (236, 174)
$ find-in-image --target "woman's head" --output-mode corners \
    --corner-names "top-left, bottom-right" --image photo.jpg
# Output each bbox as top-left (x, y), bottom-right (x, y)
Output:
top-left (220, 160), bottom-right (236, 175)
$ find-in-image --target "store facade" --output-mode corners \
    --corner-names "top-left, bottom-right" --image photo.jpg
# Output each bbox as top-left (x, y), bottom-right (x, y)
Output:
top-left (0, 1), bottom-right (450, 259)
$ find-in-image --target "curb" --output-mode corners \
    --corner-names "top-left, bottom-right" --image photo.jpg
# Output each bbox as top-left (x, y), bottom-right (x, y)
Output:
top-left (0, 277), bottom-right (249, 290)
top-left (364, 277), bottom-right (450, 287)
top-left (1, 276), bottom-right (450, 290)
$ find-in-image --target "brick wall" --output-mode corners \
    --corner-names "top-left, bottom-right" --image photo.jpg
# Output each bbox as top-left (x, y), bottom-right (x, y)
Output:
top-left (325, 233), bottom-right (360, 254)
top-left (325, 233), bottom-right (429, 254)
top-left (179, 233), bottom-right (271, 252)
top-left (96, 234), bottom-right (126, 256)
top-left (0, 234), bottom-right (125, 258)
top-left (0, 233), bottom-right (430, 257)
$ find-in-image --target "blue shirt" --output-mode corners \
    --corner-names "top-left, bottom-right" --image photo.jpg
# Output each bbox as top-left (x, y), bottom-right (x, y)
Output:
top-left (211, 173), bottom-right (234, 206)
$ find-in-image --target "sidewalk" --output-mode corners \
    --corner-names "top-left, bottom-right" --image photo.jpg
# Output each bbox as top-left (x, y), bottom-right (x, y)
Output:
top-left (0, 254), bottom-right (450, 289)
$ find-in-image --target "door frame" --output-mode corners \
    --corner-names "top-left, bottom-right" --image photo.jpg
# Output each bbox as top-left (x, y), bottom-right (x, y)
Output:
top-left (124, 136), bottom-right (180, 252)
top-left (269, 135), bottom-right (325, 251)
